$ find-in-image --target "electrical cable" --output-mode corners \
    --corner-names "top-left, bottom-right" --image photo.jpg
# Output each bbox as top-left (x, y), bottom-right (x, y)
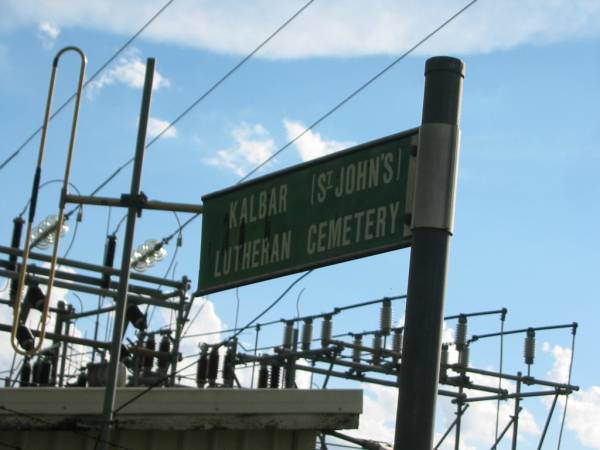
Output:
top-left (114, 270), bottom-right (311, 414)
top-left (65, 0), bottom-right (316, 219)
top-left (144, 211), bottom-right (182, 327)
top-left (234, 288), bottom-right (241, 331)
top-left (144, 0), bottom-right (483, 250)
top-left (0, 0), bottom-right (177, 173)
top-left (556, 325), bottom-right (577, 449)
top-left (180, 299), bottom-right (207, 338)
top-left (111, 213), bottom-right (128, 235)
top-left (61, 210), bottom-right (81, 259)
top-left (182, 294), bottom-right (406, 339)
top-left (18, 179), bottom-right (82, 218)
top-left (239, 0), bottom-right (481, 183)
top-left (224, 270), bottom-right (312, 345)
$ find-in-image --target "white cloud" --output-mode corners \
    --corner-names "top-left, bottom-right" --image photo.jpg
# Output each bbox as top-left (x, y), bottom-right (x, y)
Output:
top-left (147, 116), bottom-right (177, 139)
top-left (87, 49), bottom-right (170, 97)
top-left (203, 123), bottom-right (276, 176)
top-left (37, 21), bottom-right (60, 49)
top-left (284, 119), bottom-right (354, 162)
top-left (160, 297), bottom-right (224, 386)
top-left (543, 341), bottom-right (572, 383)
top-left (543, 343), bottom-right (600, 449)
top-left (566, 387), bottom-right (600, 449)
top-left (352, 383), bottom-right (396, 445)
top-left (0, 265), bottom-right (91, 386)
top-left (2, 1), bottom-right (600, 59)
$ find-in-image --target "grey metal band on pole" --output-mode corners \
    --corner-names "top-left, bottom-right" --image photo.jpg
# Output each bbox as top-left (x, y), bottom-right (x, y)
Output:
top-left (394, 56), bottom-right (464, 450)
top-left (97, 57), bottom-right (155, 450)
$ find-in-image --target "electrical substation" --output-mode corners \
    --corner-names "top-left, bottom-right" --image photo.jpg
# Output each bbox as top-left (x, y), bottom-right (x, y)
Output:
top-left (0, 15), bottom-right (581, 450)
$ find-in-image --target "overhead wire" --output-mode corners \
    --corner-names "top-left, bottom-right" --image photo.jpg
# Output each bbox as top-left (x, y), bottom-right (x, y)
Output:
top-left (147, 0), bottom-right (483, 252)
top-left (557, 326), bottom-right (577, 449)
top-left (67, 0), bottom-right (317, 217)
top-left (0, 0), bottom-right (177, 173)
top-left (238, 0), bottom-right (481, 183)
top-left (113, 270), bottom-right (312, 414)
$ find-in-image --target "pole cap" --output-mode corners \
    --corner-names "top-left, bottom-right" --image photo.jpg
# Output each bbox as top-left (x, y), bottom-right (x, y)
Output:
top-left (425, 56), bottom-right (465, 78)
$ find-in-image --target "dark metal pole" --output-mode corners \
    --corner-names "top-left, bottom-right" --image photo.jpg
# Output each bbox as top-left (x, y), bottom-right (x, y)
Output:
top-left (58, 305), bottom-right (73, 386)
top-left (433, 404), bottom-right (469, 450)
top-left (537, 393), bottom-right (559, 450)
top-left (454, 384), bottom-right (464, 450)
top-left (97, 58), bottom-right (155, 450)
top-left (8, 217), bottom-right (24, 303)
top-left (511, 372), bottom-right (522, 450)
top-left (394, 56), bottom-right (465, 450)
top-left (490, 409), bottom-right (521, 450)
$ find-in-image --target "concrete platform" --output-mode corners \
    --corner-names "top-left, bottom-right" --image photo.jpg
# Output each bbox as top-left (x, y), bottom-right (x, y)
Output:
top-left (0, 388), bottom-right (362, 450)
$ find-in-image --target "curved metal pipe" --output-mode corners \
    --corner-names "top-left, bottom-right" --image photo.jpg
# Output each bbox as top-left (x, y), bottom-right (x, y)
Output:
top-left (11, 46), bottom-right (87, 356)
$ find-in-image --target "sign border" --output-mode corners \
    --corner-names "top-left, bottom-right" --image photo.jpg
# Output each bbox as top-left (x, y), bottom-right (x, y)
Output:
top-left (198, 127), bottom-right (419, 295)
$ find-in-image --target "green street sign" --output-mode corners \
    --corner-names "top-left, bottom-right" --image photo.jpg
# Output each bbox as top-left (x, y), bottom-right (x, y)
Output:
top-left (198, 128), bottom-right (418, 295)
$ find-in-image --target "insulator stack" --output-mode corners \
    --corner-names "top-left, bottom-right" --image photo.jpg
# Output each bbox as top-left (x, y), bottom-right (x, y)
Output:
top-left (455, 315), bottom-right (468, 351)
top-left (457, 345), bottom-right (470, 369)
top-left (101, 234), bottom-right (117, 289)
top-left (321, 315), bottom-right (333, 347)
top-left (440, 344), bottom-right (449, 381)
top-left (270, 363), bottom-right (281, 389)
top-left (223, 348), bottom-right (235, 388)
top-left (157, 335), bottom-right (170, 371)
top-left (282, 321), bottom-right (294, 349)
top-left (8, 217), bottom-right (24, 303)
top-left (352, 335), bottom-right (363, 363)
top-left (20, 358), bottom-right (31, 387)
top-left (143, 335), bottom-right (155, 373)
top-left (301, 319), bottom-right (313, 351)
top-left (39, 358), bottom-right (52, 386)
top-left (32, 358), bottom-right (42, 386)
top-left (524, 328), bottom-right (536, 366)
top-left (76, 372), bottom-right (87, 387)
top-left (16, 325), bottom-right (34, 352)
top-left (196, 345), bottom-right (208, 388)
top-left (372, 332), bottom-right (382, 365)
top-left (380, 299), bottom-right (392, 336)
top-left (393, 328), bottom-right (403, 355)
top-left (258, 360), bottom-right (269, 388)
top-left (126, 305), bottom-right (147, 331)
top-left (207, 346), bottom-right (220, 387)
top-left (441, 344), bottom-right (449, 367)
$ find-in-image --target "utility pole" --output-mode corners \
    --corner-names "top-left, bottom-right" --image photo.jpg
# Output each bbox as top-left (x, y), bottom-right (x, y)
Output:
top-left (97, 57), bottom-right (155, 450)
top-left (394, 56), bottom-right (465, 449)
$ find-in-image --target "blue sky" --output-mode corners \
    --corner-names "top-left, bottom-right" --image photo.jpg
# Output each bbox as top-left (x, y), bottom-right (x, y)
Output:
top-left (0, 1), bottom-right (599, 449)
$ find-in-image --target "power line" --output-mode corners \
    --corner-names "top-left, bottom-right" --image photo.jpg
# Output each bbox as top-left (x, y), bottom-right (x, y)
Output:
top-left (155, 0), bottom-right (481, 244)
top-left (77, 0), bottom-right (316, 206)
top-left (113, 270), bottom-right (312, 414)
top-left (162, 0), bottom-right (481, 349)
top-left (239, 0), bottom-right (480, 183)
top-left (0, 0), bottom-right (176, 173)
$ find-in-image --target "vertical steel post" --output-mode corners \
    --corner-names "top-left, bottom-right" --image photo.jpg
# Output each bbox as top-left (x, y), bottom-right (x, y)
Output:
top-left (511, 373), bottom-right (522, 450)
top-left (454, 384), bottom-right (464, 450)
top-left (537, 393), bottom-right (559, 450)
top-left (97, 58), bottom-right (155, 450)
top-left (169, 288), bottom-right (186, 386)
top-left (394, 56), bottom-right (465, 450)
top-left (8, 217), bottom-right (24, 303)
top-left (58, 305), bottom-right (72, 387)
top-left (50, 300), bottom-right (65, 385)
